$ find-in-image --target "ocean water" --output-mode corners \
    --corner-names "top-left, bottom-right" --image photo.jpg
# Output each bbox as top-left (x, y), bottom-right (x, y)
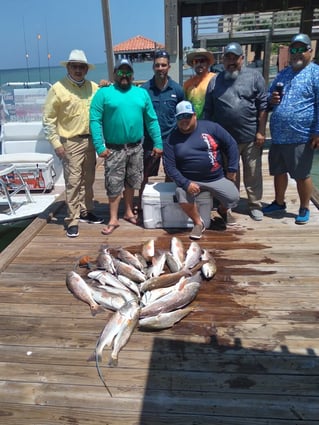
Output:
top-left (0, 61), bottom-right (175, 86)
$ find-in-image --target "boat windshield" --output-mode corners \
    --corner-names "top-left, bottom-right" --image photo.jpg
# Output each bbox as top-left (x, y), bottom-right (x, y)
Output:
top-left (0, 82), bottom-right (51, 123)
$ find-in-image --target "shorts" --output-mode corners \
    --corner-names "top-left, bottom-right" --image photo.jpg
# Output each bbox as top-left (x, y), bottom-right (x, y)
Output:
top-left (104, 143), bottom-right (143, 197)
top-left (268, 143), bottom-right (314, 180)
top-left (175, 177), bottom-right (239, 209)
top-left (143, 149), bottom-right (161, 178)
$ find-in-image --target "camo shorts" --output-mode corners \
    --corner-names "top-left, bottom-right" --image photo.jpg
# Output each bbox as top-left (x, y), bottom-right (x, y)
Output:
top-left (104, 143), bottom-right (143, 197)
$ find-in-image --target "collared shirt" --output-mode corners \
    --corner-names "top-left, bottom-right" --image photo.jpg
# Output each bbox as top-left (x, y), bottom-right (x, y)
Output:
top-left (43, 76), bottom-right (98, 149)
top-left (142, 76), bottom-right (184, 149)
top-left (204, 67), bottom-right (268, 143)
top-left (90, 83), bottom-right (162, 155)
top-left (269, 62), bottom-right (319, 144)
top-left (184, 71), bottom-right (215, 119)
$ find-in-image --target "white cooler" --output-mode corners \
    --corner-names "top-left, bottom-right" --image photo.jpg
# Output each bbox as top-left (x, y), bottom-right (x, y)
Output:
top-left (0, 153), bottom-right (56, 191)
top-left (142, 182), bottom-right (212, 229)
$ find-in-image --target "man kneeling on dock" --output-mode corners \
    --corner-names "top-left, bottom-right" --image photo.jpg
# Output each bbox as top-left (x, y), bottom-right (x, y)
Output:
top-left (163, 100), bottom-right (240, 239)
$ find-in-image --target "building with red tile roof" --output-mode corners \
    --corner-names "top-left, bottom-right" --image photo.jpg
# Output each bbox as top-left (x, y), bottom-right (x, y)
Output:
top-left (113, 35), bottom-right (165, 62)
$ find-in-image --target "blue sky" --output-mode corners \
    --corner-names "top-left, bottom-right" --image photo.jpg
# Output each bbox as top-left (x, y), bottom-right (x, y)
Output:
top-left (0, 0), bottom-right (192, 70)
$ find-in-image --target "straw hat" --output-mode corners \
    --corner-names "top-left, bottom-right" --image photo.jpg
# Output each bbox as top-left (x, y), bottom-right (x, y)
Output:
top-left (60, 49), bottom-right (95, 70)
top-left (186, 48), bottom-right (215, 66)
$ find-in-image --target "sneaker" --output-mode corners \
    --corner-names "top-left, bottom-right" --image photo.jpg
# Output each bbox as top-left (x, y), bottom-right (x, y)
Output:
top-left (67, 225), bottom-right (79, 238)
top-left (217, 208), bottom-right (237, 226)
top-left (250, 209), bottom-right (263, 221)
top-left (189, 221), bottom-right (205, 240)
top-left (262, 200), bottom-right (286, 214)
top-left (295, 207), bottom-right (310, 225)
top-left (79, 212), bottom-right (104, 224)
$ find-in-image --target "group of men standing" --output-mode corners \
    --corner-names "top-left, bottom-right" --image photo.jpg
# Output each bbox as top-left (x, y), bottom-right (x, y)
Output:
top-left (42, 32), bottom-right (319, 239)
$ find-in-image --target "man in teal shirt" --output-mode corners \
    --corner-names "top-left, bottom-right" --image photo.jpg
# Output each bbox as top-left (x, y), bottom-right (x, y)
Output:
top-left (90, 58), bottom-right (162, 235)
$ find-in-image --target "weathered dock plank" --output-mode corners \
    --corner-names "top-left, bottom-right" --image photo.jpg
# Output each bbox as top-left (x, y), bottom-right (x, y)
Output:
top-left (0, 152), bottom-right (318, 424)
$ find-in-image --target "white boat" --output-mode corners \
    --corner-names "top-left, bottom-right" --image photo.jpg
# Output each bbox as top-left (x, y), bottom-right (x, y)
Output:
top-left (0, 82), bottom-right (64, 225)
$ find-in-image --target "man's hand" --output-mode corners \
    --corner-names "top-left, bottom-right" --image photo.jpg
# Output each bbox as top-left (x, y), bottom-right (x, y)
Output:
top-left (151, 148), bottom-right (163, 159)
top-left (255, 131), bottom-right (266, 147)
top-left (99, 79), bottom-right (111, 87)
top-left (226, 172), bottom-right (237, 183)
top-left (311, 135), bottom-right (319, 149)
top-left (99, 149), bottom-right (110, 158)
top-left (187, 181), bottom-right (200, 195)
top-left (55, 146), bottom-right (65, 159)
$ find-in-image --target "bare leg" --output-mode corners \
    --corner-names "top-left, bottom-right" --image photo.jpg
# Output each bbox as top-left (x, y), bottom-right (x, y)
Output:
top-left (107, 195), bottom-right (122, 226)
top-left (274, 173), bottom-right (288, 205)
top-left (179, 202), bottom-right (202, 226)
top-left (296, 176), bottom-right (313, 209)
top-left (123, 186), bottom-right (135, 219)
top-left (137, 176), bottom-right (148, 211)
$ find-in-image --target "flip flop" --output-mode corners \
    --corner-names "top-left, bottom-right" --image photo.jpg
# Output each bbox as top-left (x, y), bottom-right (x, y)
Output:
top-left (101, 224), bottom-right (120, 235)
top-left (124, 216), bottom-right (138, 225)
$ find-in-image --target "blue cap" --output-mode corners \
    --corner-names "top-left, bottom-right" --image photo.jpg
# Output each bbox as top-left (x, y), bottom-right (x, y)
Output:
top-left (224, 42), bottom-right (243, 56)
top-left (290, 33), bottom-right (311, 49)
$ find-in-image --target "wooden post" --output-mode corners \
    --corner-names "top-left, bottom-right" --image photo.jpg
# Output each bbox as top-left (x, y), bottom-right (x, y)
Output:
top-left (101, 0), bottom-right (114, 80)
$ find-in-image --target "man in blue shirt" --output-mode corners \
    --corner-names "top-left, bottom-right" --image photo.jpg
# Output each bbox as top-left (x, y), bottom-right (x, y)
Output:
top-left (164, 101), bottom-right (239, 239)
top-left (138, 50), bottom-right (184, 213)
top-left (263, 33), bottom-right (319, 224)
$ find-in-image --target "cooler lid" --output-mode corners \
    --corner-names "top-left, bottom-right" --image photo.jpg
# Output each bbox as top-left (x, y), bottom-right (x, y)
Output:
top-left (0, 153), bottom-right (54, 165)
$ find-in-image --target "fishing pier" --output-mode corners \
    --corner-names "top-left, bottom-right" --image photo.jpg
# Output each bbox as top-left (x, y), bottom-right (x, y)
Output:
top-left (0, 153), bottom-right (318, 424)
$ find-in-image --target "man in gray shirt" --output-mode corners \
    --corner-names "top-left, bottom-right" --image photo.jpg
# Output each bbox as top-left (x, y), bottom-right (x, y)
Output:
top-left (204, 42), bottom-right (268, 222)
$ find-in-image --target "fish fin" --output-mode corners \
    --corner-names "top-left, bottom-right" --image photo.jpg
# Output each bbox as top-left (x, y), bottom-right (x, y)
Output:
top-left (108, 356), bottom-right (118, 368)
top-left (90, 304), bottom-right (105, 316)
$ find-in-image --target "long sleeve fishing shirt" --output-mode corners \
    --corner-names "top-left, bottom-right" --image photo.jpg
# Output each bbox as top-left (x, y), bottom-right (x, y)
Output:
top-left (89, 83), bottom-right (162, 155)
top-left (43, 76), bottom-right (98, 149)
top-left (163, 120), bottom-right (239, 191)
top-left (203, 67), bottom-right (268, 144)
top-left (141, 76), bottom-right (184, 149)
top-left (268, 62), bottom-right (319, 144)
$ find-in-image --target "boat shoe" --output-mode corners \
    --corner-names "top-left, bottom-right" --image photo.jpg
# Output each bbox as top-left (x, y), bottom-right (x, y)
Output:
top-left (67, 225), bottom-right (79, 238)
top-left (79, 212), bottom-right (104, 224)
top-left (189, 221), bottom-right (205, 240)
top-left (217, 207), bottom-right (236, 226)
top-left (295, 207), bottom-right (310, 225)
top-left (262, 200), bottom-right (286, 214)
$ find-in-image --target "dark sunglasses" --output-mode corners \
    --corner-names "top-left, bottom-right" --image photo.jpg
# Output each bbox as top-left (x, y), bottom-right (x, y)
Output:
top-left (193, 58), bottom-right (208, 65)
top-left (116, 70), bottom-right (133, 77)
top-left (177, 113), bottom-right (193, 121)
top-left (289, 46), bottom-right (309, 54)
top-left (154, 50), bottom-right (170, 60)
top-left (69, 63), bottom-right (87, 70)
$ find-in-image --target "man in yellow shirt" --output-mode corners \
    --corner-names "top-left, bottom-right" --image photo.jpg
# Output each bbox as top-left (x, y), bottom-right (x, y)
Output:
top-left (183, 48), bottom-right (216, 119)
top-left (43, 49), bottom-right (103, 238)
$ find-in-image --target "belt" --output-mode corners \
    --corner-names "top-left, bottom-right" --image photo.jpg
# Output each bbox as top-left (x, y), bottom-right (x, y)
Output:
top-left (106, 140), bottom-right (141, 151)
top-left (60, 134), bottom-right (91, 142)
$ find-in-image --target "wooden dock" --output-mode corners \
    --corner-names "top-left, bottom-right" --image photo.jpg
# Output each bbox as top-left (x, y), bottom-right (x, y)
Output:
top-left (0, 152), bottom-right (319, 424)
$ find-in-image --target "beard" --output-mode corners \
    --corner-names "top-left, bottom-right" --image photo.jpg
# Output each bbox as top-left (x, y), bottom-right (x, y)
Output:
top-left (224, 70), bottom-right (239, 80)
top-left (291, 59), bottom-right (304, 71)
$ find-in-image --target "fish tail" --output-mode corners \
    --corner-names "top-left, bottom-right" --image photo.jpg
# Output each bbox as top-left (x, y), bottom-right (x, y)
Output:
top-left (95, 350), bottom-right (113, 397)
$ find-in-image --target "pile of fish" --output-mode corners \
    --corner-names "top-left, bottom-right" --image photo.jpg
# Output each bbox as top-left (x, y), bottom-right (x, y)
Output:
top-left (65, 237), bottom-right (217, 395)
